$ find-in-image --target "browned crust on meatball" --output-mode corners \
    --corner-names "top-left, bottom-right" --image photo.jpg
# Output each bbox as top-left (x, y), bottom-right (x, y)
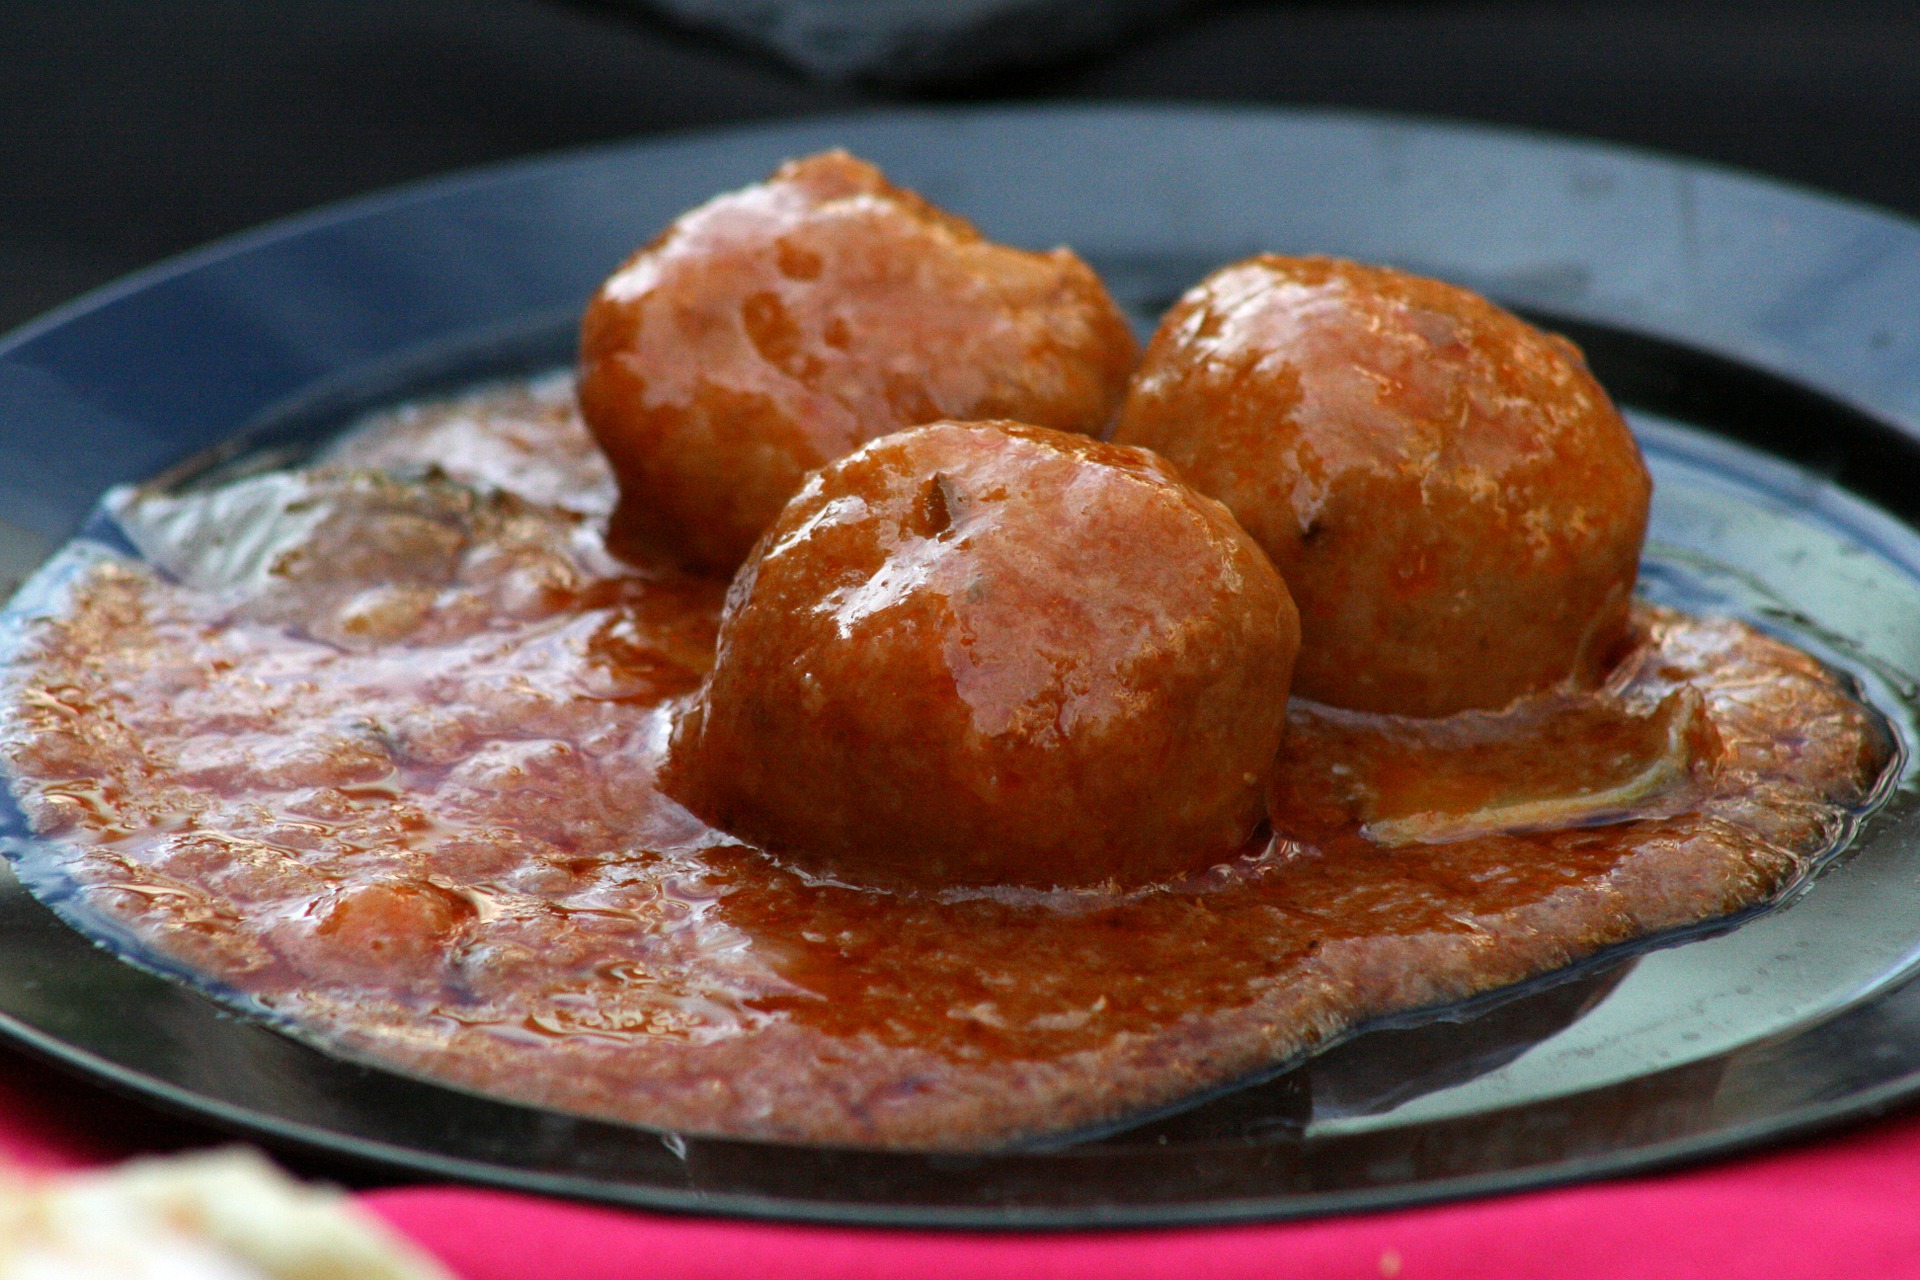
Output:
top-left (665, 419), bottom-right (1300, 890)
top-left (1115, 255), bottom-right (1651, 717)
top-left (578, 151), bottom-right (1141, 574)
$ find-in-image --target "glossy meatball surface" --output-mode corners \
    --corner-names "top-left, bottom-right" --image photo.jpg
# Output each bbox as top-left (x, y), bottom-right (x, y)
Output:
top-left (665, 420), bottom-right (1299, 891)
top-left (578, 151), bottom-right (1140, 575)
top-left (1114, 255), bottom-right (1651, 718)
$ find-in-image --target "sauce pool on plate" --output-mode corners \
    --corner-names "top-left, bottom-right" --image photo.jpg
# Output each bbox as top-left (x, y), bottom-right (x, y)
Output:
top-left (0, 372), bottom-right (1890, 1150)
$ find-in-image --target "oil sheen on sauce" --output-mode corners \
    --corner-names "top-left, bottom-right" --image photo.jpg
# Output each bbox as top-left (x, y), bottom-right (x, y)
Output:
top-left (0, 375), bottom-right (1894, 1150)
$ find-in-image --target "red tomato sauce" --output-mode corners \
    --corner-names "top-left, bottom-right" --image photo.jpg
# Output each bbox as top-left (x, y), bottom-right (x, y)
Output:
top-left (0, 377), bottom-right (1892, 1150)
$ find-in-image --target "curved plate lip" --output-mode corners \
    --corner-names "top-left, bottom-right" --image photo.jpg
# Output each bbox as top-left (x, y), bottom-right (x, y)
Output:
top-left (7, 103), bottom-right (1920, 1228)
top-left (7, 100), bottom-right (1920, 541)
top-left (9, 99), bottom-right (1920, 415)
top-left (0, 954), bottom-right (1912, 1233)
top-left (0, 1034), bottom-right (1875, 1236)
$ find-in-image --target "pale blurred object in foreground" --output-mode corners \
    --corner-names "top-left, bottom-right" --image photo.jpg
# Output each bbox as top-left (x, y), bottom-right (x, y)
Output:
top-left (0, 1148), bottom-right (449, 1280)
top-left (635, 0), bottom-right (1195, 85)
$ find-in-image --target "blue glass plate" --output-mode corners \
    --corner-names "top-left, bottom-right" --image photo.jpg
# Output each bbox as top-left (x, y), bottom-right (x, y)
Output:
top-left (2, 106), bottom-right (1920, 1227)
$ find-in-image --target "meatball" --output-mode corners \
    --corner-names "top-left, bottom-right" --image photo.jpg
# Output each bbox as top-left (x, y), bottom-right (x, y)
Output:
top-left (1114, 255), bottom-right (1650, 717)
top-left (578, 151), bottom-right (1140, 575)
top-left (664, 420), bottom-right (1298, 891)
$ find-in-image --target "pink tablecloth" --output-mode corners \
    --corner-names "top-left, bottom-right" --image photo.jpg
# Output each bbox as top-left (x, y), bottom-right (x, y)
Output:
top-left (2, 1045), bottom-right (1916, 1278)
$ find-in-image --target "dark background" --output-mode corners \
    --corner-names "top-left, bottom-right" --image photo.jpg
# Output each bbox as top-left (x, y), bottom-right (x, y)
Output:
top-left (4, 1), bottom-right (1919, 335)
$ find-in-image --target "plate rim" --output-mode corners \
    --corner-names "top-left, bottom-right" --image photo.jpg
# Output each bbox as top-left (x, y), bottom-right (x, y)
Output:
top-left (6, 102), bottom-right (1920, 1227)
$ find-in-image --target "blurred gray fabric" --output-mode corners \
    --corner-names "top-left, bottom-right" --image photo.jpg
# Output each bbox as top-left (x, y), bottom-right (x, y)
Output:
top-left (634, 0), bottom-right (1192, 84)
